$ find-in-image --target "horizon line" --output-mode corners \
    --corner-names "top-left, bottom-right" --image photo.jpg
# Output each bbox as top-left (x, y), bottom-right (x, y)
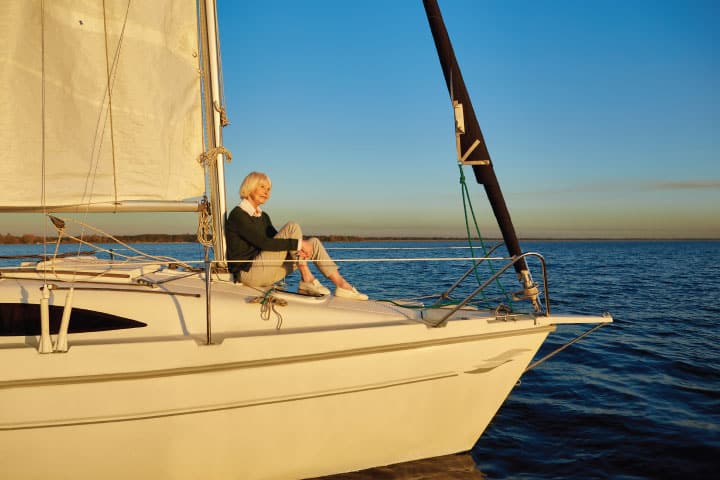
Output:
top-left (1, 232), bottom-right (718, 243)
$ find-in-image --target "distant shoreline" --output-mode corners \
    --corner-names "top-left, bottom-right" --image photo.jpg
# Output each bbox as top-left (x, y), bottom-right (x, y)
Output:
top-left (0, 233), bottom-right (717, 244)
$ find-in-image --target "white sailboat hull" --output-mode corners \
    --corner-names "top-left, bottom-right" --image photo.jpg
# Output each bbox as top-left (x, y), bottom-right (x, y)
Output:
top-left (0, 268), bottom-right (583, 479)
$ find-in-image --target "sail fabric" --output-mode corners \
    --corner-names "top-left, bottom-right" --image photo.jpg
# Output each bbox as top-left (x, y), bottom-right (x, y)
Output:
top-left (0, 0), bottom-right (205, 209)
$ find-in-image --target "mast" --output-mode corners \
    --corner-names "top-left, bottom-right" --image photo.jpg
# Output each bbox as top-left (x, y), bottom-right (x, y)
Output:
top-left (200, 0), bottom-right (229, 264)
top-left (422, 0), bottom-right (539, 310)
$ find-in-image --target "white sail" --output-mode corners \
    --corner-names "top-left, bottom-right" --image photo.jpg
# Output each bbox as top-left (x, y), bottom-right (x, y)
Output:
top-left (0, 0), bottom-right (205, 210)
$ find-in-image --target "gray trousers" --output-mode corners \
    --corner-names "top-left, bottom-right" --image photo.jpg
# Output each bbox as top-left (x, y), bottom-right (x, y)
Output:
top-left (239, 221), bottom-right (339, 287)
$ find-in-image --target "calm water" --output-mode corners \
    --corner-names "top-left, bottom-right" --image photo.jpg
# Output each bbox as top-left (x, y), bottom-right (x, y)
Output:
top-left (2, 240), bottom-right (718, 479)
top-left (466, 240), bottom-right (720, 480)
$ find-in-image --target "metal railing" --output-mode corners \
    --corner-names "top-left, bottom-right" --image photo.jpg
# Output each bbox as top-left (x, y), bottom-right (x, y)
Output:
top-left (435, 242), bottom-right (505, 301)
top-left (429, 252), bottom-right (550, 327)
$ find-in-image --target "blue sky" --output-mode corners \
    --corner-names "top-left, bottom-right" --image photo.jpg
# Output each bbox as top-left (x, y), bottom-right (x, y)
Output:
top-left (215, 0), bottom-right (718, 239)
top-left (5, 0), bottom-right (718, 238)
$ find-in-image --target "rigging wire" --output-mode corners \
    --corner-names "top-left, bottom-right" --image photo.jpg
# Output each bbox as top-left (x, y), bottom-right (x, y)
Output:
top-left (524, 323), bottom-right (609, 373)
top-left (69, 0), bottom-right (132, 271)
top-left (102, 0), bottom-right (122, 207)
top-left (47, 215), bottom-right (194, 271)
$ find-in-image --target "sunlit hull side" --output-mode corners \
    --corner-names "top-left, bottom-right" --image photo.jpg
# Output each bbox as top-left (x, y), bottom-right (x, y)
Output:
top-left (0, 266), bottom-right (605, 479)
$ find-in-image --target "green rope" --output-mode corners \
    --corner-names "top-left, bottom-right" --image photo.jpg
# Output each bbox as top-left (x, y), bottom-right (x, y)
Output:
top-left (458, 164), bottom-right (513, 306)
top-left (459, 165), bottom-right (488, 283)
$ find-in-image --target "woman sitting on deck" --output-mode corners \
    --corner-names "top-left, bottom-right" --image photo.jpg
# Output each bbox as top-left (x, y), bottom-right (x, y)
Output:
top-left (225, 171), bottom-right (368, 300)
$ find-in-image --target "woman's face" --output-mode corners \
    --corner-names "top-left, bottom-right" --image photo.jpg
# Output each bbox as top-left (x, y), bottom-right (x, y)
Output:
top-left (248, 180), bottom-right (271, 207)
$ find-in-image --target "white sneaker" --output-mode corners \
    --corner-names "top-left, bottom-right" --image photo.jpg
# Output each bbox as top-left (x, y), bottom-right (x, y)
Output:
top-left (335, 285), bottom-right (368, 301)
top-left (298, 279), bottom-right (330, 296)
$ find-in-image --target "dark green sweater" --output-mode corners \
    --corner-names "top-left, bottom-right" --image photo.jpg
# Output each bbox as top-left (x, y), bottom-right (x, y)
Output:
top-left (225, 206), bottom-right (297, 275)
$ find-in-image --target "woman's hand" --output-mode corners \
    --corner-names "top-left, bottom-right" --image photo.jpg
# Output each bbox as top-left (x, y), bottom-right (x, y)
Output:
top-left (298, 239), bottom-right (313, 259)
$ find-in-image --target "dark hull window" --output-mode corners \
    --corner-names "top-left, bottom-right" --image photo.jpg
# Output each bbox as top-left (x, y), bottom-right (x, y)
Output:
top-left (0, 303), bottom-right (147, 336)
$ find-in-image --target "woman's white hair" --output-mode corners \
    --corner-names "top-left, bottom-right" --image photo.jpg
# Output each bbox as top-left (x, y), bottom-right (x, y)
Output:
top-left (239, 171), bottom-right (271, 199)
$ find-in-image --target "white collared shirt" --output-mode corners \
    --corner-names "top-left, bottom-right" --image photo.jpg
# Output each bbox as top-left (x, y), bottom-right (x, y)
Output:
top-left (239, 198), bottom-right (262, 217)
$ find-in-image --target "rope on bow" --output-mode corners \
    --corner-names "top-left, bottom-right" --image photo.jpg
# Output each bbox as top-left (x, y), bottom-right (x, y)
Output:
top-left (249, 289), bottom-right (288, 330)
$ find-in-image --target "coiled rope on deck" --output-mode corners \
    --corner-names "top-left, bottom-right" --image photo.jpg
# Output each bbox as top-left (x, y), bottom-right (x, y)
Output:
top-left (249, 287), bottom-right (287, 330)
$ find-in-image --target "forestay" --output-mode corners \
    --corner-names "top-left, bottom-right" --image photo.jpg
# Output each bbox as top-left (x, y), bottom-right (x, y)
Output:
top-left (0, 0), bottom-right (205, 210)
